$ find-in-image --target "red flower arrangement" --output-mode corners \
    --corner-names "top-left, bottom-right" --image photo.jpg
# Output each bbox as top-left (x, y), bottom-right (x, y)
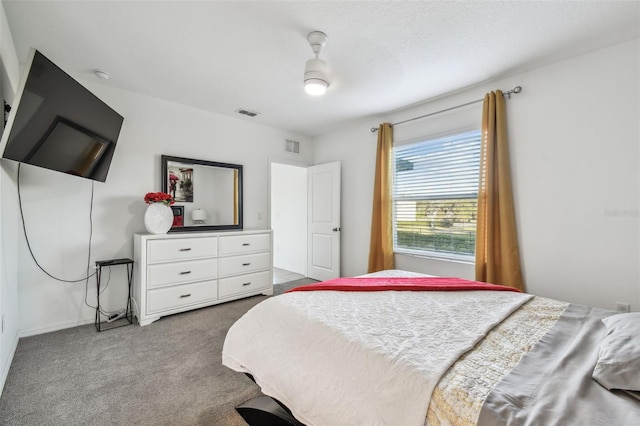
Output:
top-left (144, 192), bottom-right (175, 206)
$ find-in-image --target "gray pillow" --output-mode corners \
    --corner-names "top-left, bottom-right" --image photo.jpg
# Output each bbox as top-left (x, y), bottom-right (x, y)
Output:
top-left (592, 312), bottom-right (640, 399)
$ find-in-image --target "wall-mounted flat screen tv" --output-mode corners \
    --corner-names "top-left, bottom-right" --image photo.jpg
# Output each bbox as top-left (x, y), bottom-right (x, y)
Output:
top-left (0, 49), bottom-right (123, 182)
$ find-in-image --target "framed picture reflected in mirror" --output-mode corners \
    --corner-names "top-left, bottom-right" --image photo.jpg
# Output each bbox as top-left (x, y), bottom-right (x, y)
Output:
top-left (170, 205), bottom-right (184, 227)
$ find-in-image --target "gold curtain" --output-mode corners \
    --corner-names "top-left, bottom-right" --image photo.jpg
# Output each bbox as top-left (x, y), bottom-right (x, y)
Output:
top-left (475, 91), bottom-right (524, 291)
top-left (368, 123), bottom-right (395, 273)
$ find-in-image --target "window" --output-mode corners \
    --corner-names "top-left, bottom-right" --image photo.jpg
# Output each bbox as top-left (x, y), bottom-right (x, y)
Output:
top-left (393, 130), bottom-right (481, 259)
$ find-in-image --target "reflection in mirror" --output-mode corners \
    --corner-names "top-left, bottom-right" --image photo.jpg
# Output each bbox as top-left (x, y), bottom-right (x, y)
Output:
top-left (161, 155), bottom-right (243, 232)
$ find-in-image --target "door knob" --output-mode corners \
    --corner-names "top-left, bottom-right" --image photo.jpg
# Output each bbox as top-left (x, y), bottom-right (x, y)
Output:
top-left (333, 227), bottom-right (341, 232)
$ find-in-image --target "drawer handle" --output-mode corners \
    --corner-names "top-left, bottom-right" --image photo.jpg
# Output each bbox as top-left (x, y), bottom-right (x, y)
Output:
top-left (179, 248), bottom-right (192, 252)
top-left (179, 271), bottom-right (192, 275)
top-left (242, 243), bottom-right (250, 246)
top-left (179, 294), bottom-right (192, 298)
top-left (242, 282), bottom-right (251, 286)
top-left (242, 262), bottom-right (251, 266)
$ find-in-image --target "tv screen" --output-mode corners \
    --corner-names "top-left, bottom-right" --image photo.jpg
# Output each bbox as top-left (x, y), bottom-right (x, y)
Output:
top-left (0, 49), bottom-right (123, 182)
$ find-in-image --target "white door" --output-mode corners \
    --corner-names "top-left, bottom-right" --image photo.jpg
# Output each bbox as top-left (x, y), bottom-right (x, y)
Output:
top-left (307, 161), bottom-right (341, 281)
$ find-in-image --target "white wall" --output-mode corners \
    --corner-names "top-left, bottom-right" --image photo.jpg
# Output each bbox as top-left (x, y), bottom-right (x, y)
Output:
top-left (0, 0), bottom-right (20, 394)
top-left (208, 166), bottom-right (235, 225)
top-left (313, 39), bottom-right (640, 312)
top-left (270, 162), bottom-right (307, 275)
top-left (180, 165), bottom-right (236, 226)
top-left (10, 81), bottom-right (311, 336)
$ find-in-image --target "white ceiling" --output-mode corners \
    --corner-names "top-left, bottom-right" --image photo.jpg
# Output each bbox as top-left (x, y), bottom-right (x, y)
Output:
top-left (4, 1), bottom-right (639, 137)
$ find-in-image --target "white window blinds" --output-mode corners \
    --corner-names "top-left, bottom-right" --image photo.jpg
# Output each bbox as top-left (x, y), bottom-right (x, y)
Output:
top-left (393, 130), bottom-right (481, 258)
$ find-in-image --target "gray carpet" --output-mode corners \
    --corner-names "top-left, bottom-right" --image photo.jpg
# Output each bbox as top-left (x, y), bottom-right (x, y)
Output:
top-left (272, 277), bottom-right (317, 296)
top-left (0, 277), bottom-right (318, 426)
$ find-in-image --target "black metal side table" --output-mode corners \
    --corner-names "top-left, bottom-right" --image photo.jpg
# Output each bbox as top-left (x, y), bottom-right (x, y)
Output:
top-left (94, 258), bottom-right (134, 332)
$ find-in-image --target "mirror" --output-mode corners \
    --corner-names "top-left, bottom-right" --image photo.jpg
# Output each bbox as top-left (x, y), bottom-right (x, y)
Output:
top-left (161, 155), bottom-right (243, 232)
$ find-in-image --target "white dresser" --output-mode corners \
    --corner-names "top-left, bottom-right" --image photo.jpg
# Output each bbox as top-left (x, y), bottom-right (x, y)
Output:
top-left (133, 229), bottom-right (273, 326)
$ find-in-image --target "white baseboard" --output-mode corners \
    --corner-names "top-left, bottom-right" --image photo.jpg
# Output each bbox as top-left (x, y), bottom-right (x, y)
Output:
top-left (0, 330), bottom-right (19, 397)
top-left (18, 317), bottom-right (94, 338)
top-left (274, 263), bottom-right (306, 276)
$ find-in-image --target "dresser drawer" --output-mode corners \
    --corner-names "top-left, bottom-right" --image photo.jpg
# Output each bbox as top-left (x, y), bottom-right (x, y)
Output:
top-left (219, 271), bottom-right (271, 298)
top-left (219, 233), bottom-right (270, 256)
top-left (219, 252), bottom-right (270, 277)
top-left (147, 237), bottom-right (218, 263)
top-left (147, 258), bottom-right (218, 289)
top-left (147, 280), bottom-right (218, 314)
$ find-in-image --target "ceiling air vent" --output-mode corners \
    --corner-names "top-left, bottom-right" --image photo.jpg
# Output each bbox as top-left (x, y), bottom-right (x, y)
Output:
top-left (235, 108), bottom-right (260, 117)
top-left (284, 139), bottom-right (300, 154)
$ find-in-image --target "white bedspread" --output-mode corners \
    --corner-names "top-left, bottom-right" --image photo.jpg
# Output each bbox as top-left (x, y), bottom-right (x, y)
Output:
top-left (223, 278), bottom-right (532, 426)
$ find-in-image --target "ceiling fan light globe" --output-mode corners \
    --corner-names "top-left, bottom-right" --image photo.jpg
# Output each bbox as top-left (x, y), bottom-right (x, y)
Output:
top-left (304, 57), bottom-right (330, 95)
top-left (305, 79), bottom-right (328, 96)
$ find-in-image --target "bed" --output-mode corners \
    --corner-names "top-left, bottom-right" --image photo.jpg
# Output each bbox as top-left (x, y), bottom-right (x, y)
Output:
top-left (222, 270), bottom-right (640, 425)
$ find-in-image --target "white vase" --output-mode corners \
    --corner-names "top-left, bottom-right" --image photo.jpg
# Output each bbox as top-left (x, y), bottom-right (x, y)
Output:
top-left (144, 203), bottom-right (173, 234)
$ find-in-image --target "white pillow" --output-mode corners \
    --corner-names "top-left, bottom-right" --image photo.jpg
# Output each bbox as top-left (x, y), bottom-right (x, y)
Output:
top-left (592, 313), bottom-right (640, 400)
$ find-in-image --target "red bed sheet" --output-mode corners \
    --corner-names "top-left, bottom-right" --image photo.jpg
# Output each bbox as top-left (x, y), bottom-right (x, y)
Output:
top-left (285, 276), bottom-right (521, 293)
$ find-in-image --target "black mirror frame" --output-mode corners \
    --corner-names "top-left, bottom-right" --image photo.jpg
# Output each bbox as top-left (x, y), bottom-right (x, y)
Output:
top-left (161, 155), bottom-right (243, 233)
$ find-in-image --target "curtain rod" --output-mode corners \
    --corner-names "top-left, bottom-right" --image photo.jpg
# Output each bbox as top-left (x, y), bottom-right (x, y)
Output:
top-left (370, 86), bottom-right (522, 133)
